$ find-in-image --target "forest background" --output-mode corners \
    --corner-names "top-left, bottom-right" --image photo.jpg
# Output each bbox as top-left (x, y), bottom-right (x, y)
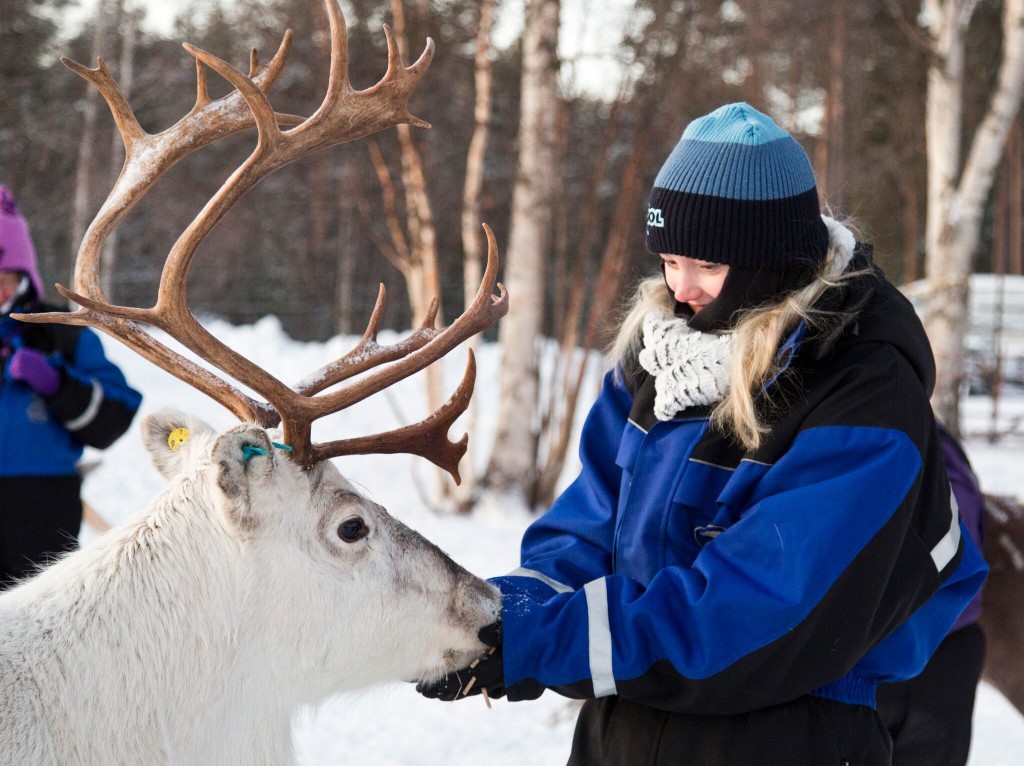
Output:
top-left (2, 0), bottom-right (1022, 509)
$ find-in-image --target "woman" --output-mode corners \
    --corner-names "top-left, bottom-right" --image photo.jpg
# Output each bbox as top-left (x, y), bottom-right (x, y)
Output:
top-left (418, 104), bottom-right (986, 765)
top-left (0, 185), bottom-right (142, 588)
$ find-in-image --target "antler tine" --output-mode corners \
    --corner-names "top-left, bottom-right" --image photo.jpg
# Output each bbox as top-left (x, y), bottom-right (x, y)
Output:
top-left (194, 57), bottom-right (211, 109)
top-left (293, 287), bottom-right (442, 396)
top-left (323, 0), bottom-right (352, 102)
top-left (260, 29), bottom-right (294, 86)
top-left (381, 23), bottom-right (434, 85)
top-left (182, 43), bottom-right (283, 150)
top-left (61, 56), bottom-right (146, 152)
top-left (249, 48), bottom-right (261, 78)
top-left (309, 350), bottom-right (479, 482)
top-left (295, 3), bottom-right (434, 142)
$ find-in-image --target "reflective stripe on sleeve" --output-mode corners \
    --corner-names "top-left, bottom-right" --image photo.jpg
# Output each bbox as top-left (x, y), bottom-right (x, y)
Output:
top-left (584, 578), bottom-right (617, 697)
top-left (64, 379), bottom-right (103, 432)
top-left (507, 567), bottom-right (575, 594)
top-left (931, 486), bottom-right (962, 572)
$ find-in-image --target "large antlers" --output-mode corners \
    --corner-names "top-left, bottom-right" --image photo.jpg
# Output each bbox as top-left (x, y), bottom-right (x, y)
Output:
top-left (16, 0), bottom-right (508, 480)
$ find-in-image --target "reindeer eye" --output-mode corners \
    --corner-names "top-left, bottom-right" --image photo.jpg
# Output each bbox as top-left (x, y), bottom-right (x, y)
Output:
top-left (338, 517), bottom-right (368, 543)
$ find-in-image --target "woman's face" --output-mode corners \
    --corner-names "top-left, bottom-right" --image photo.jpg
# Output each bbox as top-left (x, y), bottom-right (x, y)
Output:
top-left (659, 255), bottom-right (729, 314)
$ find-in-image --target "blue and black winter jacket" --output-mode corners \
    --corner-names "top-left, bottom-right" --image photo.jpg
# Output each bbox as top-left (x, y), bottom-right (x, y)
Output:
top-left (492, 273), bottom-right (987, 714)
top-left (1, 303), bottom-right (142, 477)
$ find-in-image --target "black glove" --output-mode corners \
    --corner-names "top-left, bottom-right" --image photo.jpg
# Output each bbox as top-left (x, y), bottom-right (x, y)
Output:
top-left (416, 621), bottom-right (506, 701)
top-left (416, 621), bottom-right (546, 703)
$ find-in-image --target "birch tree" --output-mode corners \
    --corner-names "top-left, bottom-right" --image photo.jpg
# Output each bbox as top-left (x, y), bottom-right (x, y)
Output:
top-left (100, 0), bottom-right (138, 300)
top-left (70, 0), bottom-right (112, 281)
top-left (921, 0), bottom-right (1024, 435)
top-left (485, 0), bottom-right (561, 501)
top-left (455, 0), bottom-right (496, 511)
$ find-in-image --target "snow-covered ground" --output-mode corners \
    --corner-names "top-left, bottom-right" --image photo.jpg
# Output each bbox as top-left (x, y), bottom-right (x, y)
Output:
top-left (77, 316), bottom-right (1024, 765)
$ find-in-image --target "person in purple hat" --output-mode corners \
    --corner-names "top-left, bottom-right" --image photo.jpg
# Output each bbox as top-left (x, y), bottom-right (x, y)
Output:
top-left (416, 104), bottom-right (988, 765)
top-left (0, 184), bottom-right (142, 588)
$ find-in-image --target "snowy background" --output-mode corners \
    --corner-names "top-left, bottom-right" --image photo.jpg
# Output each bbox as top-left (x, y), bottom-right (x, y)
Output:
top-left (75, 289), bottom-right (1024, 765)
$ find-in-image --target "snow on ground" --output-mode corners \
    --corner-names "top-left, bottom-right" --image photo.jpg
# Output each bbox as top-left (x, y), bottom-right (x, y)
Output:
top-left (78, 316), bottom-right (1024, 765)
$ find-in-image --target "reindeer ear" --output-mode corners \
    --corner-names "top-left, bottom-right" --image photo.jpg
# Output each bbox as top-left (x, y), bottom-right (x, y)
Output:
top-left (209, 424), bottom-right (277, 534)
top-left (142, 408), bottom-right (216, 479)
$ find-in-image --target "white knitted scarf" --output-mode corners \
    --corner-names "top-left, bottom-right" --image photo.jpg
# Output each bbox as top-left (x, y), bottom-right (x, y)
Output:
top-left (638, 311), bottom-right (736, 420)
top-left (636, 216), bottom-right (856, 421)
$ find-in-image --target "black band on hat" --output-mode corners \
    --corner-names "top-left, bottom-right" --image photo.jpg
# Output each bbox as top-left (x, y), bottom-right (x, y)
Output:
top-left (647, 187), bottom-right (829, 270)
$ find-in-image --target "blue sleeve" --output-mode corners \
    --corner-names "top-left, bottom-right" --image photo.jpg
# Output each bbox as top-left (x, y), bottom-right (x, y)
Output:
top-left (45, 329), bottom-right (142, 448)
top-left (495, 424), bottom-right (987, 715)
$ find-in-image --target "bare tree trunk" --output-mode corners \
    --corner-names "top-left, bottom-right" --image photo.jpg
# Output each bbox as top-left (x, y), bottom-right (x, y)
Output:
top-left (100, 0), bottom-right (135, 301)
top-left (389, 0), bottom-right (442, 324)
top-left (302, 0), bottom-right (333, 318)
top-left (923, 0), bottom-right (1024, 437)
top-left (335, 161), bottom-right (360, 336)
top-left (253, 0), bottom-right (333, 317)
top-left (530, 0), bottom-right (694, 509)
top-left (531, 96), bottom-right (628, 511)
top-left (823, 1), bottom-right (848, 211)
top-left (900, 175), bottom-right (920, 284)
top-left (532, 143), bottom-right (647, 508)
top-left (454, 0), bottom-right (495, 512)
top-left (1011, 117), bottom-right (1023, 276)
top-left (70, 0), bottom-right (111, 286)
top-left (485, 0), bottom-right (561, 502)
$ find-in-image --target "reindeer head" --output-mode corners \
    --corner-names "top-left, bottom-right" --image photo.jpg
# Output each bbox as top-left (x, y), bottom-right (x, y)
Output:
top-left (141, 407), bottom-right (499, 696)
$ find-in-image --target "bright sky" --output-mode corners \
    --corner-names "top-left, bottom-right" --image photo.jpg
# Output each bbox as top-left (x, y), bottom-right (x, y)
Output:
top-left (61, 0), bottom-right (636, 100)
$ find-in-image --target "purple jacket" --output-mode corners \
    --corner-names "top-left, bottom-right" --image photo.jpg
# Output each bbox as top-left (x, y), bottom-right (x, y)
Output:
top-left (937, 422), bottom-right (985, 631)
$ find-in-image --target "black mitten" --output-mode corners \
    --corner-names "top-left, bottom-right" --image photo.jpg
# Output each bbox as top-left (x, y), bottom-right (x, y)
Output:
top-left (416, 621), bottom-right (505, 701)
top-left (416, 621), bottom-right (546, 703)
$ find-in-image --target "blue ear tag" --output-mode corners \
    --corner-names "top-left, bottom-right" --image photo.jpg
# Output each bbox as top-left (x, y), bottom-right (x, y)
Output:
top-left (242, 445), bottom-right (268, 461)
top-left (242, 442), bottom-right (293, 461)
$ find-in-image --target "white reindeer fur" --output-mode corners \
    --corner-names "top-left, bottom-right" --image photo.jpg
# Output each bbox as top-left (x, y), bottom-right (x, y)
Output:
top-left (0, 408), bottom-right (499, 765)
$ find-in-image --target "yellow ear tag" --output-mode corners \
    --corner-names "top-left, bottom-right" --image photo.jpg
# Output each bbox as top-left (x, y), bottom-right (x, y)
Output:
top-left (167, 427), bottom-right (191, 452)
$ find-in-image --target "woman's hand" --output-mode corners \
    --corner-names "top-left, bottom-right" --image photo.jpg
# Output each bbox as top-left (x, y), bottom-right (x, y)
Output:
top-left (416, 622), bottom-right (506, 701)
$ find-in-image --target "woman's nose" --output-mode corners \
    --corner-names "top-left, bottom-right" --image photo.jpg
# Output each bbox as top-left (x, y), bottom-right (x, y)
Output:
top-left (672, 277), bottom-right (703, 303)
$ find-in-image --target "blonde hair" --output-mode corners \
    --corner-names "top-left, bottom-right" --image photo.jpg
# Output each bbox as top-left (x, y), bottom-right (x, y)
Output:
top-left (610, 221), bottom-right (872, 451)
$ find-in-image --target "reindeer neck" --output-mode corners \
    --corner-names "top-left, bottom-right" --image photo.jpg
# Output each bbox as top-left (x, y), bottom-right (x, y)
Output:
top-left (1, 473), bottom-right (298, 764)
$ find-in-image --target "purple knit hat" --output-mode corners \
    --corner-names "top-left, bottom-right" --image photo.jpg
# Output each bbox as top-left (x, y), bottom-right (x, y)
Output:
top-left (0, 185), bottom-right (45, 300)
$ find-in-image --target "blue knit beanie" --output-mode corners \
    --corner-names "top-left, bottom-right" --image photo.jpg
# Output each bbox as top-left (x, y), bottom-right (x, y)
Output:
top-left (645, 103), bottom-right (829, 268)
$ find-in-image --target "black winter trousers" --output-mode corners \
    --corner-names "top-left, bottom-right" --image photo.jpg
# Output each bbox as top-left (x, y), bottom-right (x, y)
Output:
top-left (569, 693), bottom-right (892, 766)
top-left (876, 623), bottom-right (986, 766)
top-left (0, 475), bottom-right (82, 589)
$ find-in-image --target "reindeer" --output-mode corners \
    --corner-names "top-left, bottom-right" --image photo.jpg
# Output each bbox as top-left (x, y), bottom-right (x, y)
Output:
top-left (979, 493), bottom-right (1024, 716)
top-left (0, 2), bottom-right (508, 763)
